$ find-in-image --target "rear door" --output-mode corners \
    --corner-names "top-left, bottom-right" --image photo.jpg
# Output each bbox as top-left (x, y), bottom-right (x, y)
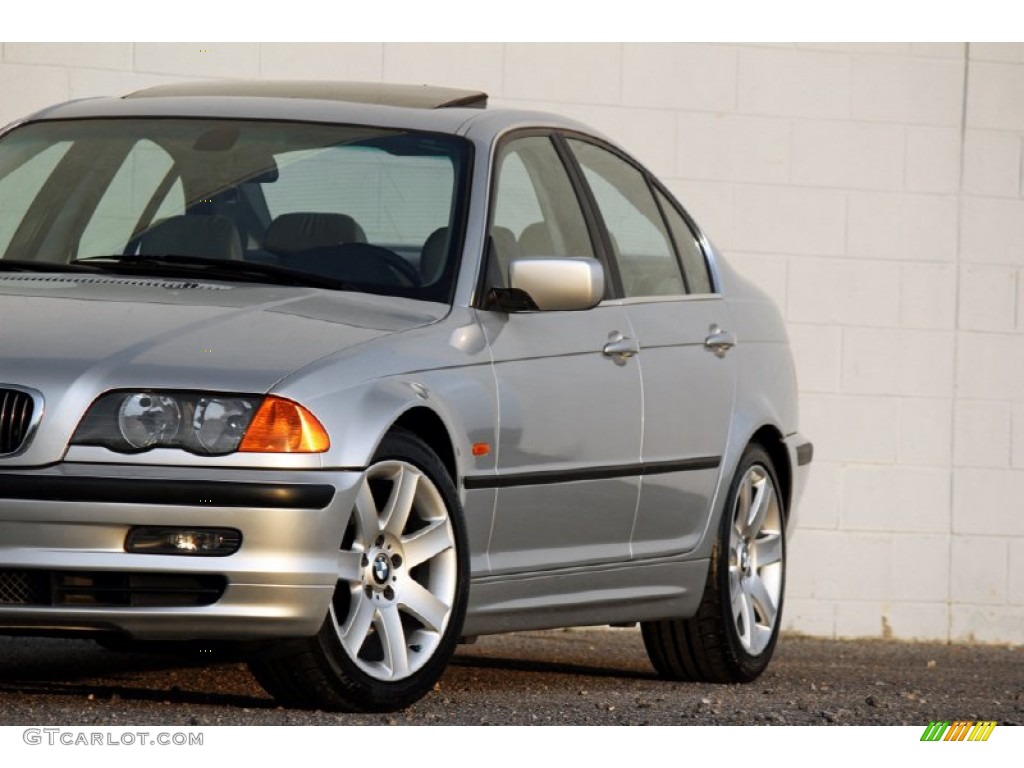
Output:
top-left (564, 137), bottom-right (737, 559)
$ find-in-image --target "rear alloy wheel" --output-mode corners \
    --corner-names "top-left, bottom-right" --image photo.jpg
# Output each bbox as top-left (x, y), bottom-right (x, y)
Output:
top-left (249, 428), bottom-right (468, 711)
top-left (642, 444), bottom-right (785, 683)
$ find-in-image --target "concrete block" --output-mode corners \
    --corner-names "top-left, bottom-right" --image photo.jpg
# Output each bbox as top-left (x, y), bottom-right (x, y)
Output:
top-left (622, 43), bottom-right (737, 112)
top-left (382, 43), bottom-right (503, 97)
top-left (3, 42), bottom-right (132, 71)
top-left (787, 323), bottom-right (841, 393)
top-left (961, 197), bottom-right (1024, 265)
top-left (953, 468), bottom-right (1024, 536)
top-left (781, 598), bottom-right (835, 637)
top-left (792, 119), bottom-right (904, 190)
top-left (958, 264), bottom-right (1017, 331)
top-left (962, 129), bottom-right (1021, 197)
top-left (956, 331), bottom-right (1024, 400)
top-left (1012, 404), bottom-right (1024, 469)
top-left (794, 459), bottom-right (840, 530)
top-left (905, 126), bottom-right (961, 194)
top-left (676, 113), bottom-right (791, 184)
top-left (0, 63), bottom-right (69, 127)
top-left (737, 48), bottom-right (850, 119)
top-left (841, 466), bottom-right (950, 533)
top-left (970, 43), bottom-right (1024, 63)
top-left (901, 263), bottom-right (956, 330)
top-left (133, 43), bottom-right (260, 79)
top-left (952, 536), bottom-right (1008, 604)
top-left (733, 186), bottom-right (846, 256)
top-left (504, 43), bottom-right (622, 105)
top-left (841, 328), bottom-right (954, 398)
top-left (852, 55), bottom-right (964, 126)
top-left (951, 605), bottom-right (1024, 644)
top-left (891, 536), bottom-right (951, 601)
top-left (967, 61), bottom-right (1024, 131)
top-left (800, 394), bottom-right (899, 464)
top-left (796, 43), bottom-right (909, 55)
top-left (835, 601), bottom-right (950, 641)
top-left (954, 400), bottom-right (1011, 468)
top-left (788, 257), bottom-right (900, 327)
top-left (1009, 539), bottom-right (1024, 606)
top-left (910, 43), bottom-right (966, 59)
top-left (797, 531), bottom-right (893, 600)
top-left (259, 43), bottom-right (383, 81)
top-left (898, 397), bottom-right (953, 468)
top-left (847, 192), bottom-right (958, 262)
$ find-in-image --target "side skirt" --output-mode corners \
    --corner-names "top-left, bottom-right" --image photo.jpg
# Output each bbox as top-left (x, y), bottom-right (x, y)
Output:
top-left (462, 557), bottom-right (708, 636)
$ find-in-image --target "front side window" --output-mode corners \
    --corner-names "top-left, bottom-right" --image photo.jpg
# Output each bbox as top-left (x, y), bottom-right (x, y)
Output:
top-left (488, 135), bottom-right (595, 286)
top-left (0, 119), bottom-right (470, 302)
top-left (567, 138), bottom-right (686, 298)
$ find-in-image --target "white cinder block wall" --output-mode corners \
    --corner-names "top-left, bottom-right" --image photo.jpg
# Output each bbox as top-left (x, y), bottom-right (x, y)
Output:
top-left (1, 43), bottom-right (1021, 645)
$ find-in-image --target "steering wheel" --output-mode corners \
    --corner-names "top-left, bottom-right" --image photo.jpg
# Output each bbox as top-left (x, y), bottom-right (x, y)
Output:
top-left (372, 246), bottom-right (422, 287)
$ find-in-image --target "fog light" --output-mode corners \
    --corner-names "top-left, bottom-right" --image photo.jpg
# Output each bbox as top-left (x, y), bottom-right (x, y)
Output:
top-left (126, 527), bottom-right (241, 556)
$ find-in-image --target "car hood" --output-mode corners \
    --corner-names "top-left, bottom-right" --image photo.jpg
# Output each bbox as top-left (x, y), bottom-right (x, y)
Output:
top-left (0, 274), bottom-right (445, 464)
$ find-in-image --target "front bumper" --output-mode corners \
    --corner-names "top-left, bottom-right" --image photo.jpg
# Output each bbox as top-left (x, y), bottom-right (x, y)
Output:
top-left (0, 463), bottom-right (362, 640)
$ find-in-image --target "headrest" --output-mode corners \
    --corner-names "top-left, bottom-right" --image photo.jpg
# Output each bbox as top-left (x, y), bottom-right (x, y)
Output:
top-left (137, 214), bottom-right (242, 260)
top-left (264, 212), bottom-right (367, 254)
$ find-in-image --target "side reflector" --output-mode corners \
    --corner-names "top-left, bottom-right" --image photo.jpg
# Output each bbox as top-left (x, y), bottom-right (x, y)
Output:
top-left (238, 396), bottom-right (330, 453)
top-left (471, 442), bottom-right (490, 457)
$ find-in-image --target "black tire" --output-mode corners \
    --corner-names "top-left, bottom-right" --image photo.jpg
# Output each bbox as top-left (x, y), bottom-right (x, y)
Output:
top-left (641, 444), bottom-right (786, 683)
top-left (248, 427), bottom-right (469, 711)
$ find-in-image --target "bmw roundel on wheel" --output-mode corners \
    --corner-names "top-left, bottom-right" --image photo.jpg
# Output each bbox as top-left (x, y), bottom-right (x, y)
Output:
top-left (0, 80), bottom-right (812, 711)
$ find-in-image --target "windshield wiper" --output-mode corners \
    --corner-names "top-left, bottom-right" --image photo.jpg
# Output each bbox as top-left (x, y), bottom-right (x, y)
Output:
top-left (72, 254), bottom-right (353, 291)
top-left (0, 259), bottom-right (102, 273)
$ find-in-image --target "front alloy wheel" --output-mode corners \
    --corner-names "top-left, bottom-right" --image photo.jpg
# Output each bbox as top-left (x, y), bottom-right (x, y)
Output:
top-left (249, 428), bottom-right (468, 711)
top-left (331, 458), bottom-right (458, 682)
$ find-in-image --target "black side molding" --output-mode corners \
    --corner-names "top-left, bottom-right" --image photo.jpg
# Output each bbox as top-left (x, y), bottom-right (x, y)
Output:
top-left (0, 474), bottom-right (335, 509)
top-left (796, 442), bottom-right (814, 466)
top-left (464, 456), bottom-right (720, 490)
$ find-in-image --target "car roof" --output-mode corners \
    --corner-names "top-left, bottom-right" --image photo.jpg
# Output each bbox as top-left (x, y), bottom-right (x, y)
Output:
top-left (21, 80), bottom-right (599, 141)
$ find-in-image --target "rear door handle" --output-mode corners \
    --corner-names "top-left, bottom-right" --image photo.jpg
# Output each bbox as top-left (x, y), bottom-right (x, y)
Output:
top-left (603, 331), bottom-right (639, 365)
top-left (704, 325), bottom-right (737, 357)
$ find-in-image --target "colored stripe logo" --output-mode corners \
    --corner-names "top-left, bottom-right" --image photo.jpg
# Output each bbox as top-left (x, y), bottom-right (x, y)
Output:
top-left (921, 721), bottom-right (997, 741)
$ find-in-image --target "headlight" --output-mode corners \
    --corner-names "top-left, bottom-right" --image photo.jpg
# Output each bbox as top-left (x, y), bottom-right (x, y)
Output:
top-left (72, 391), bottom-right (329, 455)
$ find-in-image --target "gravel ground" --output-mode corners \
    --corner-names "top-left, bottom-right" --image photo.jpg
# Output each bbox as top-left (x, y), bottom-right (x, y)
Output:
top-left (0, 628), bottom-right (1020, 726)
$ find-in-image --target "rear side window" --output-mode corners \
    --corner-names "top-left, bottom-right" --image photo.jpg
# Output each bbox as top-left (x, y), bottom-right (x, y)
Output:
top-left (655, 186), bottom-right (713, 294)
top-left (567, 138), bottom-right (685, 298)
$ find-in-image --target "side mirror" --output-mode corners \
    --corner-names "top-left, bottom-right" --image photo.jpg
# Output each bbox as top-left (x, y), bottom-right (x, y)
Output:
top-left (508, 256), bottom-right (604, 312)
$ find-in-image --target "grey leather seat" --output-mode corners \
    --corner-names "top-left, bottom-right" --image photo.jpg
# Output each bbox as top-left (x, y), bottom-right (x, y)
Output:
top-left (264, 212), bottom-right (367, 254)
top-left (137, 214), bottom-right (243, 260)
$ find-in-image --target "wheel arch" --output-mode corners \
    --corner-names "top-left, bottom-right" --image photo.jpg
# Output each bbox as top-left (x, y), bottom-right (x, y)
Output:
top-left (748, 424), bottom-right (792, 522)
top-left (392, 406), bottom-right (458, 485)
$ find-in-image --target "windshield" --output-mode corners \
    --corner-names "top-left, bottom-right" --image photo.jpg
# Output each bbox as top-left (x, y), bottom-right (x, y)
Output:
top-left (0, 118), bottom-right (470, 302)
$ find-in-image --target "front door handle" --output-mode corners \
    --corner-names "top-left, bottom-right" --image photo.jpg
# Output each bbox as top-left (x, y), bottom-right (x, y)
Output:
top-left (704, 325), bottom-right (737, 357)
top-left (603, 331), bottom-right (639, 365)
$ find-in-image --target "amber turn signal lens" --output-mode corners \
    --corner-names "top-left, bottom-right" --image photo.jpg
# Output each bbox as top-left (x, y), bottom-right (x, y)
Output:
top-left (238, 396), bottom-right (330, 453)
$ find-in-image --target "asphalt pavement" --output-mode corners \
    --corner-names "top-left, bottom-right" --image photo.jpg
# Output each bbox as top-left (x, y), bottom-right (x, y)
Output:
top-left (0, 628), bottom-right (1020, 725)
